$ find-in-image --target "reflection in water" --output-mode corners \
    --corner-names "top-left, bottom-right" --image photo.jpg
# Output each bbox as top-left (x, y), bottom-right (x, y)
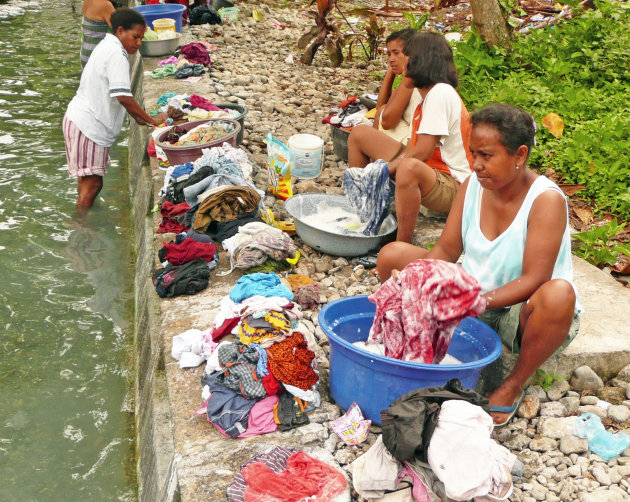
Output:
top-left (0, 1), bottom-right (136, 500)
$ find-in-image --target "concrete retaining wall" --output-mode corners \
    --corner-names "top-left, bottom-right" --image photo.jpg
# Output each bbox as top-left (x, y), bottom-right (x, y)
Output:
top-left (128, 52), bottom-right (178, 502)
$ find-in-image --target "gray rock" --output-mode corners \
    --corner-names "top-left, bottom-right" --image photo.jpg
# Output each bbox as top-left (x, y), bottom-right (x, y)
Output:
top-left (547, 379), bottom-right (571, 401)
top-left (591, 465), bottom-right (612, 485)
top-left (539, 416), bottom-right (577, 439)
top-left (607, 405), bottom-right (630, 423)
top-left (570, 365), bottom-right (604, 391)
top-left (530, 436), bottom-right (558, 452)
top-left (526, 385), bottom-right (550, 403)
top-left (333, 449), bottom-right (354, 465)
top-left (298, 423), bottom-right (329, 440)
top-left (540, 401), bottom-right (568, 417)
top-left (579, 487), bottom-right (628, 502)
top-left (568, 464), bottom-right (582, 477)
top-left (503, 433), bottom-right (532, 450)
top-left (581, 395), bottom-right (599, 405)
top-left (615, 363), bottom-right (630, 383)
top-left (578, 405), bottom-right (608, 420)
top-left (596, 386), bottom-right (627, 405)
top-left (560, 396), bottom-right (580, 414)
top-left (559, 435), bottom-right (589, 454)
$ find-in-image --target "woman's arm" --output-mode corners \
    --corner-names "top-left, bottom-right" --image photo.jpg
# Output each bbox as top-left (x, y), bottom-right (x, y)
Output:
top-left (117, 96), bottom-right (166, 126)
top-left (375, 68), bottom-right (396, 110)
top-left (483, 190), bottom-right (567, 309)
top-left (379, 77), bottom-right (415, 130)
top-left (424, 177), bottom-right (468, 263)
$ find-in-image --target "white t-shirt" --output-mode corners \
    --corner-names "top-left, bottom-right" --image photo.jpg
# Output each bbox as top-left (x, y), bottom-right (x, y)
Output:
top-left (379, 88), bottom-right (422, 145)
top-left (66, 34), bottom-right (133, 147)
top-left (411, 83), bottom-right (472, 183)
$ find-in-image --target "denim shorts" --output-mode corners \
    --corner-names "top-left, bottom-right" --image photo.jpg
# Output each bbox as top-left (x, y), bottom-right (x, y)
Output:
top-left (477, 302), bottom-right (580, 355)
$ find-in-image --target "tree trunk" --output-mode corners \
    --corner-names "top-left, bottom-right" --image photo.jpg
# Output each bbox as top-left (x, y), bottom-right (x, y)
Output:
top-left (469, 0), bottom-right (512, 48)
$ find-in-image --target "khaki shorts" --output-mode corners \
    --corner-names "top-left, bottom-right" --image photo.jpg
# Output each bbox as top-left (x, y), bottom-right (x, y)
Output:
top-left (421, 170), bottom-right (460, 214)
top-left (477, 302), bottom-right (580, 355)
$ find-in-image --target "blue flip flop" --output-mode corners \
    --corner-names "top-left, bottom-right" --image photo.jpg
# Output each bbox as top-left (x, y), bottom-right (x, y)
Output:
top-left (490, 391), bottom-right (525, 428)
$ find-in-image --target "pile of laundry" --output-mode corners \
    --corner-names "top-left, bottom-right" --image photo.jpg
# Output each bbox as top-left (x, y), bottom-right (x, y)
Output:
top-left (171, 272), bottom-right (322, 438)
top-left (364, 259), bottom-right (487, 363)
top-left (352, 379), bottom-right (522, 501)
top-left (162, 120), bottom-right (235, 147)
top-left (227, 446), bottom-right (347, 502)
top-left (323, 96), bottom-right (373, 129)
top-left (150, 41), bottom-right (212, 80)
top-left (148, 92), bottom-right (241, 123)
top-left (151, 142), bottom-right (298, 297)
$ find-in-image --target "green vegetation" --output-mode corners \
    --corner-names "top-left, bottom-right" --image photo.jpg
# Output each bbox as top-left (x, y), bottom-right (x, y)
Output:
top-left (535, 368), bottom-right (565, 392)
top-left (573, 219), bottom-right (630, 267)
top-left (454, 2), bottom-right (630, 220)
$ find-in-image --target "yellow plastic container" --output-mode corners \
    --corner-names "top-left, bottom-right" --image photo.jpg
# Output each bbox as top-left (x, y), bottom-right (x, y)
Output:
top-left (152, 18), bottom-right (176, 34)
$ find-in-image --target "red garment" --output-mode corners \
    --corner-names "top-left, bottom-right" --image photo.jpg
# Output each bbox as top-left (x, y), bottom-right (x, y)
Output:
top-left (368, 259), bottom-right (487, 363)
top-left (242, 451), bottom-right (347, 502)
top-left (161, 238), bottom-right (216, 265)
top-left (147, 138), bottom-right (156, 157)
top-left (180, 42), bottom-right (210, 66)
top-left (261, 370), bottom-right (281, 396)
top-left (161, 201), bottom-right (191, 218)
top-left (210, 316), bottom-right (241, 342)
top-left (157, 218), bottom-right (188, 234)
top-left (266, 332), bottom-right (318, 391)
top-left (189, 94), bottom-right (225, 112)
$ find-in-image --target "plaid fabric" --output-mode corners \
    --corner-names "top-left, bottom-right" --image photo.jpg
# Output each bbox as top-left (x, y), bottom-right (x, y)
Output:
top-left (63, 115), bottom-right (110, 177)
top-left (216, 343), bottom-right (266, 400)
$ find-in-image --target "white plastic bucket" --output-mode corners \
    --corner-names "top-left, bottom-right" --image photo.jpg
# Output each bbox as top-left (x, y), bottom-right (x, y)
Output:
top-left (288, 133), bottom-right (324, 179)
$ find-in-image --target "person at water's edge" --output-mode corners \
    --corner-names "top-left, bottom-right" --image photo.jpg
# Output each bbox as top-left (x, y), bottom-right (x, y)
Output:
top-left (63, 8), bottom-right (167, 210)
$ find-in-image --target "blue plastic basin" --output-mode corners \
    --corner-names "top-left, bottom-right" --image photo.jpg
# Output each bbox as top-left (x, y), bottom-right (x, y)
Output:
top-left (318, 295), bottom-right (502, 424)
top-left (133, 4), bottom-right (187, 33)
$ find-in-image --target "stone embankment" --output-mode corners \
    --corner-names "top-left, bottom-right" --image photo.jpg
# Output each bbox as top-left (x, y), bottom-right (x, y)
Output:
top-left (128, 4), bottom-right (630, 501)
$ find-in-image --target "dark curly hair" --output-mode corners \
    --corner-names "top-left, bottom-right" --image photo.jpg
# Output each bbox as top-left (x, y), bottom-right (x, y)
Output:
top-left (111, 7), bottom-right (146, 33)
top-left (385, 28), bottom-right (416, 45)
top-left (404, 32), bottom-right (458, 89)
top-left (471, 103), bottom-right (536, 158)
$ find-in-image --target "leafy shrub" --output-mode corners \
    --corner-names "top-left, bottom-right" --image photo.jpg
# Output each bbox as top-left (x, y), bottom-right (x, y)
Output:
top-left (454, 2), bottom-right (630, 220)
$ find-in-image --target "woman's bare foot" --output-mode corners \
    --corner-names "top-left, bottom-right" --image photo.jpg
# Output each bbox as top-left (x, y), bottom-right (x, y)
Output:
top-left (488, 382), bottom-right (524, 425)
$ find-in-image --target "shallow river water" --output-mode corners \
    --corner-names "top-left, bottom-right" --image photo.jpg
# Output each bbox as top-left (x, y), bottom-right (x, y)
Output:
top-left (0, 1), bottom-right (136, 500)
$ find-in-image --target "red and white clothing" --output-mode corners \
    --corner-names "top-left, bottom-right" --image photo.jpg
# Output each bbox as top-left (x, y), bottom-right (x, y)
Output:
top-left (367, 259), bottom-right (487, 364)
top-left (409, 83), bottom-right (473, 183)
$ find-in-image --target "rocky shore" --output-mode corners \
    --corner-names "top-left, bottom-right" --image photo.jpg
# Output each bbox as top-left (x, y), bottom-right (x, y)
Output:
top-left (142, 4), bottom-right (630, 500)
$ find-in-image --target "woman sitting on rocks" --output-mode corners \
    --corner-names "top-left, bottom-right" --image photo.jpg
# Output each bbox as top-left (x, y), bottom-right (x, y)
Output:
top-left (371, 28), bottom-right (422, 144)
top-left (376, 103), bottom-right (581, 426)
top-left (347, 32), bottom-right (473, 243)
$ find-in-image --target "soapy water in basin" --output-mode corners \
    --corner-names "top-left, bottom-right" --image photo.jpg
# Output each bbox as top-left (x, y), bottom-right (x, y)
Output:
top-left (301, 202), bottom-right (368, 235)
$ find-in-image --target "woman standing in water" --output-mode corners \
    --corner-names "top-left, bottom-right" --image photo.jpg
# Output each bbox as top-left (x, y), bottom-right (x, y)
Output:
top-left (80, 0), bottom-right (114, 68)
top-left (377, 103), bottom-right (580, 426)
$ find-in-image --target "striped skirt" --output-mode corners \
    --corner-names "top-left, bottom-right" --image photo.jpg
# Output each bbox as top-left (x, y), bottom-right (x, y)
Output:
top-left (80, 16), bottom-right (109, 69)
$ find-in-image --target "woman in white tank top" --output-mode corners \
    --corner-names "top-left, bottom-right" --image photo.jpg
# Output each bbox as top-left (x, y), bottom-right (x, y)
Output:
top-left (376, 103), bottom-right (579, 427)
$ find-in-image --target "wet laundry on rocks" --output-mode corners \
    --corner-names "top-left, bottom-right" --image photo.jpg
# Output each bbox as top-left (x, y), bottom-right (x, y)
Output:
top-left (158, 237), bottom-right (217, 265)
top-left (152, 259), bottom-right (210, 298)
top-left (266, 332), bottom-right (318, 391)
top-left (239, 449), bottom-right (346, 502)
top-left (222, 222), bottom-right (297, 272)
top-left (343, 159), bottom-right (393, 235)
top-left (174, 63), bottom-right (206, 79)
top-left (193, 186), bottom-right (261, 233)
top-left (203, 371), bottom-right (256, 438)
top-left (367, 259), bottom-right (486, 363)
top-left (380, 378), bottom-right (489, 464)
top-left (229, 273), bottom-right (293, 303)
top-left (179, 42), bottom-right (211, 66)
